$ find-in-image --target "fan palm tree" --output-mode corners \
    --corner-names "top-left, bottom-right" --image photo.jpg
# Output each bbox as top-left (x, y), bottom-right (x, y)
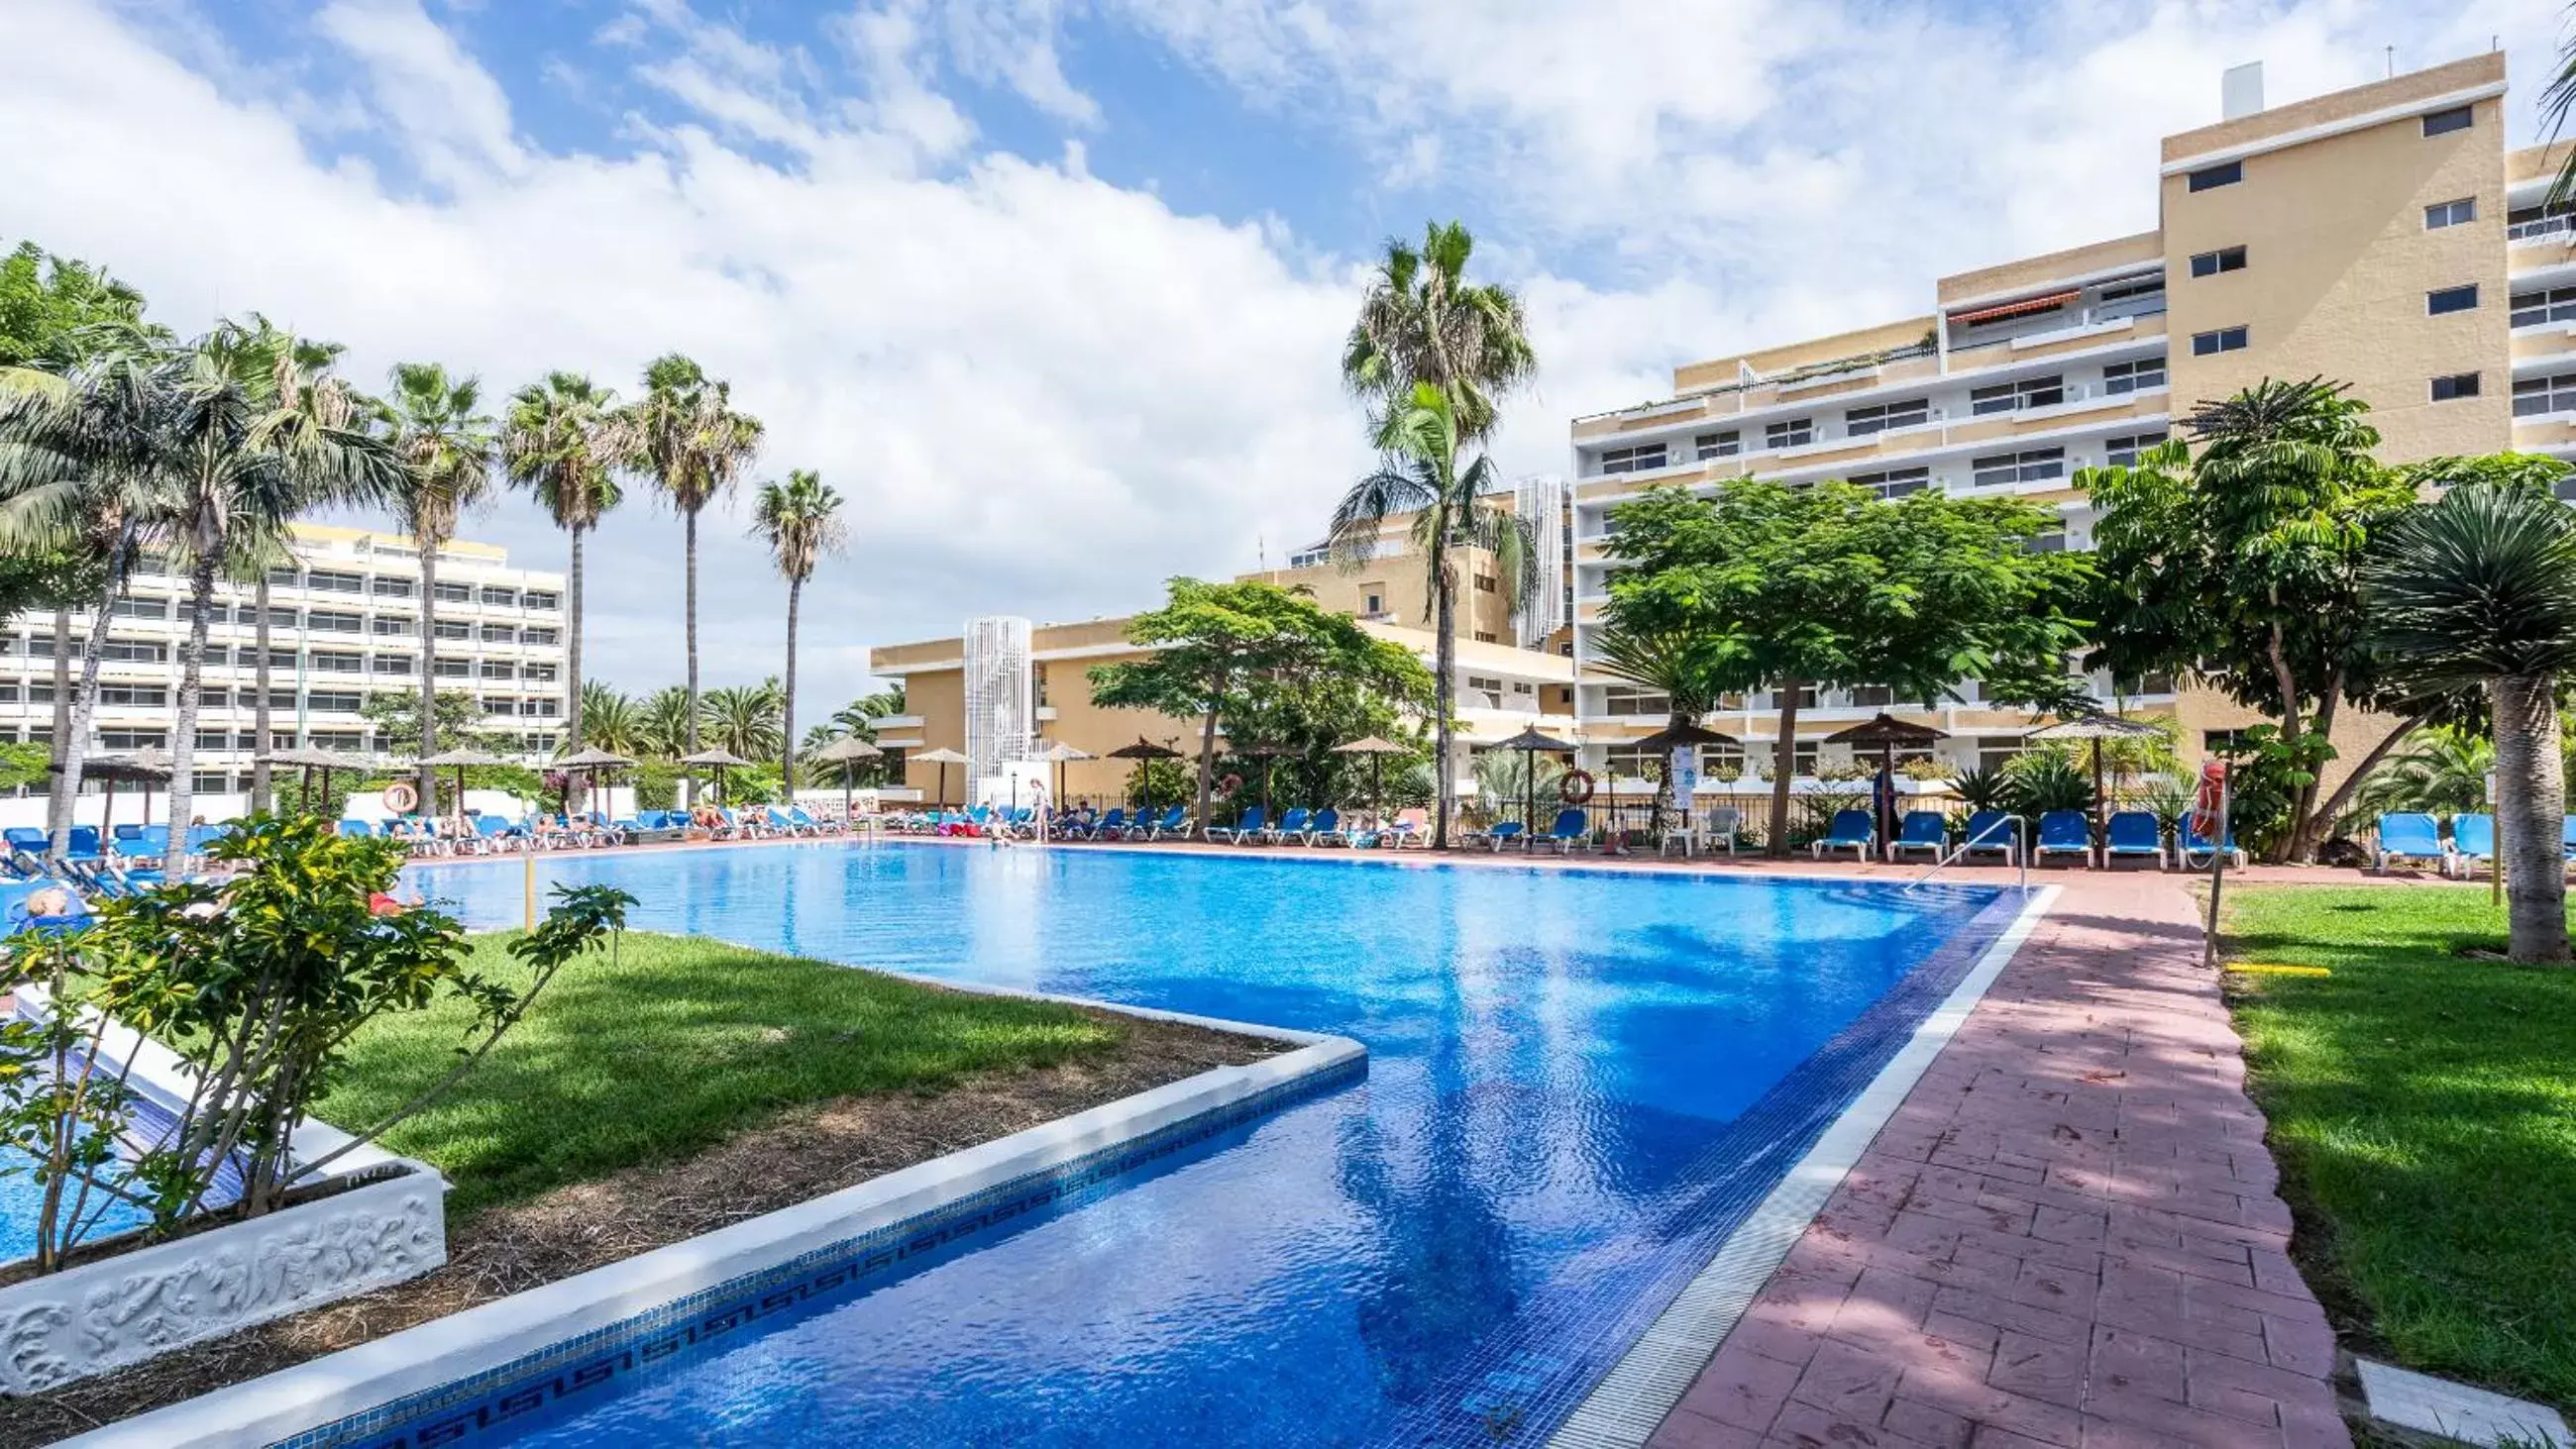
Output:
top-left (633, 354), bottom-right (762, 796)
top-left (2366, 463), bottom-right (2576, 964)
top-left (1589, 619), bottom-right (1735, 830)
top-left (1342, 221), bottom-right (1535, 442)
top-left (749, 469), bottom-right (846, 798)
top-left (155, 321), bottom-right (399, 874)
top-left (702, 679), bottom-right (785, 761)
top-left (640, 684), bottom-right (697, 758)
top-left (381, 362), bottom-right (496, 813)
top-left (579, 680), bottom-right (644, 757)
top-left (0, 327), bottom-right (175, 854)
top-left (2354, 725), bottom-right (2494, 819)
top-left (504, 372), bottom-right (628, 791)
top-left (1327, 382), bottom-right (1537, 848)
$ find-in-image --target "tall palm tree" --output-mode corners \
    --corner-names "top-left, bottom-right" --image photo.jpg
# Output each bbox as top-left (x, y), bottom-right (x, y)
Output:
top-left (749, 469), bottom-right (846, 799)
top-left (1342, 220), bottom-right (1535, 442)
top-left (2366, 465), bottom-right (2576, 964)
top-left (1328, 382), bottom-right (1536, 848)
top-left (154, 322), bottom-right (398, 873)
top-left (0, 330), bottom-right (173, 854)
top-left (579, 680), bottom-right (644, 756)
top-left (701, 679), bottom-right (784, 761)
top-left (503, 372), bottom-right (628, 797)
top-left (381, 362), bottom-right (496, 814)
top-left (633, 354), bottom-right (762, 798)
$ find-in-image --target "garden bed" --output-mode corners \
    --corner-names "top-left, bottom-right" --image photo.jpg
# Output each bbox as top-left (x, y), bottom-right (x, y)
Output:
top-left (0, 932), bottom-right (1279, 1445)
top-left (2220, 885), bottom-right (2576, 1415)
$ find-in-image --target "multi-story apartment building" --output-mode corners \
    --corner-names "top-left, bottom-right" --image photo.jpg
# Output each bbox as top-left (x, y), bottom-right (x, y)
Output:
top-left (0, 524), bottom-right (570, 794)
top-left (1566, 51), bottom-right (2566, 788)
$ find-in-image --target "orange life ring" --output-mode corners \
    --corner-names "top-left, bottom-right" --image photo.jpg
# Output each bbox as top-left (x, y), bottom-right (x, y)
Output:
top-left (381, 780), bottom-right (419, 814)
top-left (1559, 770), bottom-right (1596, 806)
top-left (1219, 773), bottom-right (1243, 797)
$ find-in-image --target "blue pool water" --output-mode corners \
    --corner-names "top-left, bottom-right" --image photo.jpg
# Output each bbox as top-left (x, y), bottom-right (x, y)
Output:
top-left (383, 844), bottom-right (2016, 1448)
top-left (0, 1145), bottom-right (151, 1263)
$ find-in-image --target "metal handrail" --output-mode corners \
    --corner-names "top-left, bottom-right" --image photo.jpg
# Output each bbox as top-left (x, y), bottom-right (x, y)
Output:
top-left (1905, 813), bottom-right (2027, 893)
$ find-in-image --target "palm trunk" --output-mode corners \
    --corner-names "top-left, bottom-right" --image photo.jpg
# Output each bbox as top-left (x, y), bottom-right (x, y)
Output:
top-left (683, 505), bottom-right (699, 807)
top-left (2305, 709), bottom-right (2430, 843)
top-left (252, 577), bottom-right (274, 814)
top-left (54, 532), bottom-right (138, 857)
top-left (1766, 679), bottom-right (1804, 858)
top-left (1432, 553), bottom-right (1455, 849)
top-left (2493, 673), bottom-right (2569, 965)
top-left (44, 605), bottom-right (69, 841)
top-left (166, 547), bottom-right (221, 878)
top-left (781, 576), bottom-right (801, 799)
top-left (1195, 693), bottom-right (1221, 826)
top-left (417, 537), bottom-right (441, 814)
top-left (567, 524), bottom-right (588, 808)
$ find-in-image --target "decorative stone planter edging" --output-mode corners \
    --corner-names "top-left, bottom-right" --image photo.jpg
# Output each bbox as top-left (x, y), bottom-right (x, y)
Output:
top-left (57, 1007), bottom-right (1362, 1449)
top-left (1, 988), bottom-right (450, 1397)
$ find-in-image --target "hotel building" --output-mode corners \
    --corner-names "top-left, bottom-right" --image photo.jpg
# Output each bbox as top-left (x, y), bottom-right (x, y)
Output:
top-left (1, 524), bottom-right (570, 794)
top-left (1566, 51), bottom-right (2572, 786)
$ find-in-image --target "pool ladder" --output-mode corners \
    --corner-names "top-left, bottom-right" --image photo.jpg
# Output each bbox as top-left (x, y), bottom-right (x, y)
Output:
top-left (1904, 813), bottom-right (2027, 893)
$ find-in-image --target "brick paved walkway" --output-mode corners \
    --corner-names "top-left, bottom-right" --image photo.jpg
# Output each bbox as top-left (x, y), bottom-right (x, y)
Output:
top-left (1651, 875), bottom-right (2350, 1449)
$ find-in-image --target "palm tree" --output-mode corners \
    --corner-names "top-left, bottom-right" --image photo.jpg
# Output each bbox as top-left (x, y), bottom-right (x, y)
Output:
top-left (381, 362), bottom-right (496, 813)
top-left (640, 684), bottom-right (697, 758)
top-left (2354, 725), bottom-right (2494, 819)
top-left (2366, 465), bottom-right (2576, 964)
top-left (1590, 620), bottom-right (1733, 832)
top-left (1342, 220), bottom-right (1535, 442)
top-left (504, 372), bottom-right (628, 795)
top-left (1328, 382), bottom-right (1536, 848)
top-left (579, 680), bottom-right (644, 757)
top-left (0, 330), bottom-right (173, 854)
top-left (749, 469), bottom-right (847, 799)
top-left (633, 354), bottom-right (762, 797)
top-left (701, 679), bottom-right (784, 761)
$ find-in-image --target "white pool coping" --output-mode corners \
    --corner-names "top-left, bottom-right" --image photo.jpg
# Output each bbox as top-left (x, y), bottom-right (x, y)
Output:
top-left (1549, 884), bottom-right (2060, 1449)
top-left (57, 1010), bottom-right (1361, 1449)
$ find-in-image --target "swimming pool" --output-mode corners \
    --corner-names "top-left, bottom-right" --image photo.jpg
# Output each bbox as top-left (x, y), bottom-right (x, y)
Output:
top-left (375, 843), bottom-right (2022, 1447)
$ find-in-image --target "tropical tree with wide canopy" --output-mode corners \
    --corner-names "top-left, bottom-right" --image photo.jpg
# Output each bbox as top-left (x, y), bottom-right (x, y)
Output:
top-left (2364, 457), bottom-right (2576, 964)
top-left (750, 468), bottom-right (846, 798)
top-left (1324, 384), bottom-right (1537, 846)
top-left (381, 362), bottom-right (496, 814)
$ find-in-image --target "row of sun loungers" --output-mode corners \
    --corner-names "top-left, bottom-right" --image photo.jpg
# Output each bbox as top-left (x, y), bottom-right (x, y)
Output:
top-left (1805, 808), bottom-right (2245, 869)
top-left (345, 804), bottom-right (851, 858)
top-left (2369, 811), bottom-right (2576, 877)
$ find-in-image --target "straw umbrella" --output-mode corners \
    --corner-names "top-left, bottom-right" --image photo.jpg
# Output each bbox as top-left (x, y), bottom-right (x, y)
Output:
top-left (1631, 721), bottom-right (1739, 838)
top-left (2026, 710), bottom-right (2167, 865)
top-left (1480, 725), bottom-right (1579, 837)
top-left (415, 747), bottom-right (514, 828)
top-left (1106, 738), bottom-right (1182, 816)
top-left (1332, 736), bottom-right (1410, 821)
top-left (259, 745), bottom-right (373, 816)
top-left (912, 747), bottom-right (968, 809)
top-left (809, 735), bottom-right (887, 821)
top-left (1823, 713), bottom-right (1949, 856)
top-left (75, 748), bottom-right (173, 844)
top-left (552, 746), bottom-right (639, 822)
top-left (1235, 741), bottom-right (1297, 818)
top-left (678, 746), bottom-right (756, 807)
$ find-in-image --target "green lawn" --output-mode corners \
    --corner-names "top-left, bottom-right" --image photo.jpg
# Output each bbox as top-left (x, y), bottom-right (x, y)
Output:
top-left (2224, 886), bottom-right (2576, 1410)
top-left (311, 932), bottom-right (1125, 1218)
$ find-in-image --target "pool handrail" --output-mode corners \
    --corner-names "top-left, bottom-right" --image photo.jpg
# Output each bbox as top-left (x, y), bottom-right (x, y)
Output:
top-left (1906, 812), bottom-right (2027, 893)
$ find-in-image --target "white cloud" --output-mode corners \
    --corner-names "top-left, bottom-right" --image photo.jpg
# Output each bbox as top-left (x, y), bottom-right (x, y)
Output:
top-left (0, 0), bottom-right (1369, 716)
top-left (314, 0), bottom-right (527, 187)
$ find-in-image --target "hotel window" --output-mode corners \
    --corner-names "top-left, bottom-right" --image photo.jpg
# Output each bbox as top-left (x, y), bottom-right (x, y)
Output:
top-left (524, 590), bottom-right (560, 610)
top-left (307, 610), bottom-right (363, 634)
top-left (432, 581), bottom-right (472, 603)
top-left (1843, 398), bottom-right (1928, 436)
top-left (372, 576), bottom-right (416, 598)
top-left (1601, 685), bottom-right (1670, 717)
top-left (1764, 418), bottom-right (1814, 449)
top-left (100, 730), bottom-right (167, 752)
top-left (98, 640), bottom-right (165, 663)
top-left (109, 596), bottom-right (164, 620)
top-left (2186, 160), bottom-right (2242, 191)
top-left (1362, 591), bottom-right (1382, 614)
top-left (1969, 374), bottom-right (2064, 416)
top-left (1976, 735), bottom-right (2027, 773)
top-left (524, 698), bottom-right (561, 718)
top-left (524, 663), bottom-right (558, 682)
top-left (2426, 284), bottom-right (2479, 316)
top-left (310, 731), bottom-right (365, 751)
top-left (2102, 357), bottom-right (2166, 394)
top-left (265, 607), bottom-right (299, 629)
top-left (2429, 372), bottom-right (2481, 402)
top-left (2510, 200), bottom-right (2576, 242)
top-left (2511, 286), bottom-right (2576, 328)
top-left (372, 616), bottom-right (417, 637)
top-left (2191, 326), bottom-right (2248, 356)
top-left (372, 655), bottom-right (416, 675)
top-left (309, 650), bottom-right (363, 673)
top-left (2103, 431), bottom-right (2167, 467)
top-left (1846, 467), bottom-right (1930, 500)
top-left (2026, 527), bottom-right (2067, 555)
top-left (307, 570), bottom-right (364, 594)
top-left (1694, 430), bottom-right (1740, 460)
top-left (479, 624), bottom-right (515, 643)
top-left (480, 660), bottom-right (514, 679)
top-left (2188, 246), bottom-right (2246, 277)
top-left (2421, 104), bottom-right (2473, 138)
top-left (1846, 684), bottom-right (1893, 707)
top-left (1970, 448), bottom-right (2066, 488)
top-left (2425, 197), bottom-right (2476, 229)
top-left (1597, 443), bottom-right (1666, 475)
top-left (25, 683), bottom-right (52, 704)
top-left (2513, 371), bottom-right (2576, 418)
top-left (266, 688), bottom-right (298, 710)
top-left (523, 627), bottom-right (559, 646)
top-left (97, 684), bottom-right (166, 707)
top-left (2094, 275), bottom-right (2165, 317)
top-left (433, 619), bottom-right (470, 640)
top-left (481, 586), bottom-right (519, 607)
top-left (434, 657), bottom-right (473, 677)
top-left (1474, 573), bottom-right (1497, 593)
top-left (200, 688), bottom-right (229, 707)
top-left (266, 567), bottom-right (298, 587)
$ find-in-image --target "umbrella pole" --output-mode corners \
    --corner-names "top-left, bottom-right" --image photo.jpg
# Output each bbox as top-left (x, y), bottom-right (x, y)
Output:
top-left (2092, 738), bottom-right (2107, 868)
top-left (1881, 742), bottom-right (1895, 863)
top-left (102, 777), bottom-right (114, 840)
top-left (1524, 745), bottom-right (1536, 841)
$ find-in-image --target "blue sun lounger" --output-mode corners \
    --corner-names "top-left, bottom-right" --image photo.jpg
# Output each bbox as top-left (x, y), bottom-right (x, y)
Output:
top-left (1890, 811), bottom-right (1948, 862)
top-left (2449, 813), bottom-right (2496, 879)
top-left (2104, 811), bottom-right (2166, 868)
top-left (2373, 812), bottom-right (2447, 872)
top-left (1204, 805), bottom-right (1264, 844)
top-left (1261, 807), bottom-right (1312, 845)
top-left (1810, 809), bottom-right (1875, 862)
top-left (1960, 811), bottom-right (2019, 867)
top-left (2034, 810), bottom-right (2092, 867)
top-left (1537, 807), bottom-right (1590, 855)
top-left (2178, 818), bottom-right (2244, 870)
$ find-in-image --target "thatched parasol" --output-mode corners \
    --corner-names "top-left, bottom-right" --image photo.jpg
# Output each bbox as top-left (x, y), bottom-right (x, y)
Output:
top-left (1106, 738), bottom-right (1182, 815)
top-left (1331, 736), bottom-right (1410, 817)
top-left (1479, 725), bottom-right (1579, 834)
top-left (810, 735), bottom-right (887, 819)
top-left (912, 747), bottom-right (968, 809)
top-left (415, 746), bottom-right (514, 823)
top-left (1824, 713), bottom-right (1950, 855)
top-left (552, 745), bottom-right (638, 819)
top-left (2027, 711), bottom-right (2167, 863)
top-left (679, 746), bottom-right (756, 806)
top-left (260, 745), bottom-right (372, 816)
top-left (75, 746), bottom-right (173, 839)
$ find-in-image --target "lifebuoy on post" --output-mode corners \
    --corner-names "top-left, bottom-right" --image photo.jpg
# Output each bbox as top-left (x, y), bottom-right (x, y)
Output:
top-left (1219, 773), bottom-right (1243, 798)
top-left (382, 780), bottom-right (419, 814)
top-left (1559, 769), bottom-right (1596, 806)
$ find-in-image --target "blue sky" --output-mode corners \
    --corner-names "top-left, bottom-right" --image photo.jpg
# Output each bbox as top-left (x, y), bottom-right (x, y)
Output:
top-left (0, 0), bottom-right (2565, 708)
